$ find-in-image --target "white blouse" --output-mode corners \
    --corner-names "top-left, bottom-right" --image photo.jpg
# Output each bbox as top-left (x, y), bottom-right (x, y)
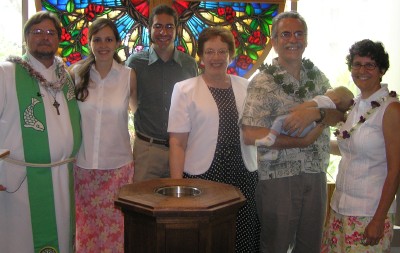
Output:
top-left (331, 84), bottom-right (397, 216)
top-left (73, 61), bottom-right (133, 170)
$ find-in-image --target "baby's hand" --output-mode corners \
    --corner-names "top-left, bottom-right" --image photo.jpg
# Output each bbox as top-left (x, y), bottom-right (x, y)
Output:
top-left (0, 184), bottom-right (6, 191)
top-left (255, 135), bottom-right (276, 147)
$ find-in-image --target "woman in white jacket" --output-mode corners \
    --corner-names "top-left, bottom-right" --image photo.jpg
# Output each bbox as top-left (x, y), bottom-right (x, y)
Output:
top-left (168, 27), bottom-right (259, 253)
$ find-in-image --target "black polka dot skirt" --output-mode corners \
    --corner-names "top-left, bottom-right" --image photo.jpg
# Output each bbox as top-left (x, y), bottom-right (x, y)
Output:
top-left (184, 86), bottom-right (260, 253)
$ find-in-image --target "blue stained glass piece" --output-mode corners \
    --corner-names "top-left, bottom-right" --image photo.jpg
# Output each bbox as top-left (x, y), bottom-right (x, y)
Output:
top-left (231, 62), bottom-right (253, 77)
top-left (252, 3), bottom-right (273, 15)
top-left (186, 15), bottom-right (208, 40)
top-left (236, 67), bottom-right (249, 77)
top-left (44, 0), bottom-right (70, 11)
top-left (74, 0), bottom-right (122, 8)
top-left (142, 28), bottom-right (150, 49)
top-left (115, 14), bottom-right (135, 40)
top-left (199, 2), bottom-right (247, 12)
top-left (44, 0), bottom-right (122, 11)
top-left (73, 0), bottom-right (89, 9)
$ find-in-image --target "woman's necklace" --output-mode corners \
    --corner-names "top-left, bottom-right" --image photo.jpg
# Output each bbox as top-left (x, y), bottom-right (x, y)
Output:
top-left (7, 56), bottom-right (68, 115)
top-left (334, 91), bottom-right (398, 139)
top-left (258, 58), bottom-right (316, 99)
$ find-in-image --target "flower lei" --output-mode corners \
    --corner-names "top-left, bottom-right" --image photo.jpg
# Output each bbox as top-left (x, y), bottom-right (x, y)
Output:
top-left (258, 58), bottom-right (316, 99)
top-left (6, 56), bottom-right (67, 92)
top-left (334, 91), bottom-right (398, 139)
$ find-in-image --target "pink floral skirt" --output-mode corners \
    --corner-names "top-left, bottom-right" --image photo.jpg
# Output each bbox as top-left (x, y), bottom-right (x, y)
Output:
top-left (74, 163), bottom-right (134, 253)
top-left (321, 209), bottom-right (395, 253)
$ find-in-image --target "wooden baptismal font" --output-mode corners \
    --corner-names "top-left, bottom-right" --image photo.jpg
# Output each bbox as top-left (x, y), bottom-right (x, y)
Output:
top-left (115, 178), bottom-right (246, 253)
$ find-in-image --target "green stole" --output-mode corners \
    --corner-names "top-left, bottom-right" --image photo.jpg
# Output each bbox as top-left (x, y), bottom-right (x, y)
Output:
top-left (14, 61), bottom-right (81, 253)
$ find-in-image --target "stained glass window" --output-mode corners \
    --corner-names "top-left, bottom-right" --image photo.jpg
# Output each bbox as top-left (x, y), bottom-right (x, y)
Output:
top-left (40, 0), bottom-right (285, 78)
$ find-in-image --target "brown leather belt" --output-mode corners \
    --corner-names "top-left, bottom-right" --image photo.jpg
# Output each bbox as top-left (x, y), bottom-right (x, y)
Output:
top-left (136, 132), bottom-right (169, 147)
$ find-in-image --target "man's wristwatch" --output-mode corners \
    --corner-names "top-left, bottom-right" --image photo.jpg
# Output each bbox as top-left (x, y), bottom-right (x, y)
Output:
top-left (315, 108), bottom-right (326, 124)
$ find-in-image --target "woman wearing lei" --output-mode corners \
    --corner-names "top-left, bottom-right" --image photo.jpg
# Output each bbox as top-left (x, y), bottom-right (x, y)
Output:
top-left (321, 39), bottom-right (400, 253)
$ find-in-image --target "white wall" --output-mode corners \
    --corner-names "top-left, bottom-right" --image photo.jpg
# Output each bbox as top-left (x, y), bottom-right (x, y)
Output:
top-left (264, 0), bottom-right (400, 93)
top-left (0, 0), bottom-right (36, 60)
top-left (298, 0), bottom-right (400, 92)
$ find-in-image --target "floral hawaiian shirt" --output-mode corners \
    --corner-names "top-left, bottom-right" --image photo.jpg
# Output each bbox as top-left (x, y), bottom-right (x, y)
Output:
top-left (241, 58), bottom-right (331, 180)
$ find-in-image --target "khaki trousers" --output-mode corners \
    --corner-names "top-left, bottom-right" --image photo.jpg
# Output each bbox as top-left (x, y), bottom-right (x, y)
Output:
top-left (132, 137), bottom-right (169, 182)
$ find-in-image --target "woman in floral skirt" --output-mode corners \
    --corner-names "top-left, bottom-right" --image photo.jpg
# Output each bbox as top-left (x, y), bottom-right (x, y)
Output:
top-left (321, 39), bottom-right (400, 253)
top-left (70, 18), bottom-right (137, 252)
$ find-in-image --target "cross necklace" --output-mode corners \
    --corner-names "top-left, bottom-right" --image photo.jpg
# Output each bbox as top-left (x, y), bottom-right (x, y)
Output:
top-left (46, 88), bottom-right (61, 115)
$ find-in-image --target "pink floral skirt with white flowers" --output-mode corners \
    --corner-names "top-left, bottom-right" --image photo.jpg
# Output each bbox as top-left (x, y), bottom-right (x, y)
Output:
top-left (321, 209), bottom-right (394, 253)
top-left (74, 163), bottom-right (134, 253)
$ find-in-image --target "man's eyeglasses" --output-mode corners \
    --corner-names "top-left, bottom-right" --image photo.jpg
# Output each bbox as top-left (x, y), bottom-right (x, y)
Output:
top-left (351, 62), bottom-right (377, 71)
top-left (152, 24), bottom-right (175, 32)
top-left (204, 49), bottom-right (229, 57)
top-left (280, 31), bottom-right (306, 40)
top-left (30, 29), bottom-right (57, 36)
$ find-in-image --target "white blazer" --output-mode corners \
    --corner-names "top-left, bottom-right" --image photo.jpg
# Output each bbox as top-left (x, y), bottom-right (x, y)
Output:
top-left (168, 75), bottom-right (257, 175)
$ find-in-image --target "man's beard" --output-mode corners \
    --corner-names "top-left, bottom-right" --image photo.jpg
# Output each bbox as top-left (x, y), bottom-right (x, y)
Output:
top-left (32, 50), bottom-right (56, 59)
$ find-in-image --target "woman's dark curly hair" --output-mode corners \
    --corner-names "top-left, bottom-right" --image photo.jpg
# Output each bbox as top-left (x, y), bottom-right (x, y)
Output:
top-left (346, 39), bottom-right (389, 75)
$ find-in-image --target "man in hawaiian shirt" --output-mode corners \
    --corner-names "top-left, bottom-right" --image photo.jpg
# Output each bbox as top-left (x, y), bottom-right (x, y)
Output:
top-left (241, 11), bottom-right (343, 253)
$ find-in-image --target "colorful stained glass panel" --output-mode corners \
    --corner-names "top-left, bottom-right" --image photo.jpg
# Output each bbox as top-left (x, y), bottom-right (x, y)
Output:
top-left (40, 0), bottom-right (285, 77)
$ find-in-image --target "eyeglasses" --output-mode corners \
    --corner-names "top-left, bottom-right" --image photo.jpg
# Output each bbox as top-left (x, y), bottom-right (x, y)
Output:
top-left (351, 62), bottom-right (377, 71)
top-left (152, 24), bottom-right (175, 32)
top-left (280, 31), bottom-right (306, 40)
top-left (30, 29), bottom-right (57, 36)
top-left (204, 49), bottom-right (229, 57)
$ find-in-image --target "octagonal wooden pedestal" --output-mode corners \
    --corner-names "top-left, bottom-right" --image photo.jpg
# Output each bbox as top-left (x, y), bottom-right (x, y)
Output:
top-left (115, 178), bottom-right (246, 253)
